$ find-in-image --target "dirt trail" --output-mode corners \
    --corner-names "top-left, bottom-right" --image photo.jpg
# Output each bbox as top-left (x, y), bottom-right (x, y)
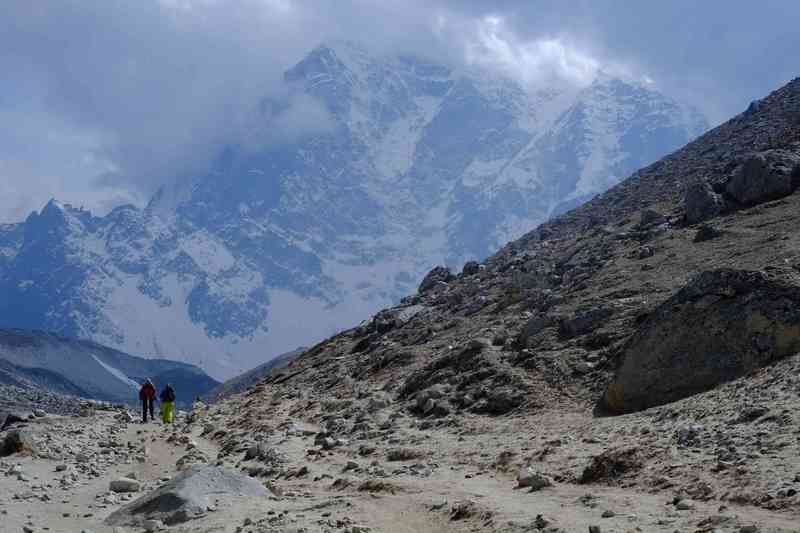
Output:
top-left (0, 412), bottom-right (220, 533)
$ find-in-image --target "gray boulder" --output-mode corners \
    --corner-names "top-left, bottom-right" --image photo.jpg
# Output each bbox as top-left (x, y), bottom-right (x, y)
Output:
top-left (0, 411), bottom-right (27, 431)
top-left (559, 307), bottom-right (613, 339)
top-left (638, 208), bottom-right (666, 228)
top-left (109, 478), bottom-right (141, 493)
top-left (105, 465), bottom-right (269, 527)
top-left (693, 224), bottom-right (724, 243)
top-left (0, 429), bottom-right (37, 457)
top-left (517, 467), bottom-right (553, 490)
top-left (461, 261), bottom-right (480, 276)
top-left (603, 268), bottom-right (800, 413)
top-left (517, 314), bottom-right (555, 347)
top-left (684, 181), bottom-right (724, 224)
top-left (726, 150), bottom-right (800, 206)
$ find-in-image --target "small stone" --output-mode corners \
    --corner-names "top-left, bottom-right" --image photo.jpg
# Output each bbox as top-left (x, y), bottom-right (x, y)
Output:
top-left (534, 514), bottom-right (550, 529)
top-left (516, 467), bottom-right (553, 491)
top-left (676, 499), bottom-right (696, 511)
top-left (109, 478), bottom-right (140, 493)
top-left (694, 224), bottom-right (723, 243)
top-left (601, 509), bottom-right (615, 518)
top-left (143, 519), bottom-right (165, 532)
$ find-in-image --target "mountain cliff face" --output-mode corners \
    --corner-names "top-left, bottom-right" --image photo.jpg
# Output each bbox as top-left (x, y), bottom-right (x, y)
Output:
top-left (0, 43), bottom-right (706, 379)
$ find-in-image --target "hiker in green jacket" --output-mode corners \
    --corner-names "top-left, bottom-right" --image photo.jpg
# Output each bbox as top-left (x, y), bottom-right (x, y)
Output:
top-left (159, 383), bottom-right (176, 424)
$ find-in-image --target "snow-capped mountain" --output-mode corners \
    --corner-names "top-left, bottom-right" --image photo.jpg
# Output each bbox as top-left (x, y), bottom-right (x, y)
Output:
top-left (0, 43), bottom-right (707, 379)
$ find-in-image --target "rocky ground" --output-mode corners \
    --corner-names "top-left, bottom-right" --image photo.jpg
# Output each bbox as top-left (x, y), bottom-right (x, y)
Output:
top-left (0, 384), bottom-right (87, 417)
top-left (1, 381), bottom-right (799, 533)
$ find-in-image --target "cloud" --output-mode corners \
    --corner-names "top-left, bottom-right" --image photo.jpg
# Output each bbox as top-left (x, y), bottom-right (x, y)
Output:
top-left (240, 94), bottom-right (336, 153)
top-left (1, 0), bottom-right (798, 221)
top-left (460, 16), bottom-right (600, 88)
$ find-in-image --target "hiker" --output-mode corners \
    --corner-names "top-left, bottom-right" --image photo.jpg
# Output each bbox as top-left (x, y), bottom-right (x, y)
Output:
top-left (139, 379), bottom-right (156, 423)
top-left (160, 383), bottom-right (176, 424)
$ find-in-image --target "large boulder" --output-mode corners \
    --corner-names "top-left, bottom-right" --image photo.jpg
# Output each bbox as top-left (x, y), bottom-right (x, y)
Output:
top-left (726, 149), bottom-right (800, 206)
top-left (684, 181), bottom-right (724, 224)
top-left (0, 429), bottom-right (37, 457)
top-left (603, 268), bottom-right (800, 413)
top-left (516, 314), bottom-right (556, 347)
top-left (0, 411), bottom-right (27, 432)
top-left (105, 465), bottom-right (269, 527)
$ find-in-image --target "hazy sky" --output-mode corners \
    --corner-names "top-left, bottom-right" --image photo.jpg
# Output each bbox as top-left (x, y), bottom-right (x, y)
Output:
top-left (1, 0), bottom-right (797, 222)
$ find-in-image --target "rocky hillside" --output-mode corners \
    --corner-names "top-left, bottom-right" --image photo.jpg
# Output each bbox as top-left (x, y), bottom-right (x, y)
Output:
top-left (204, 347), bottom-right (304, 402)
top-left (0, 42), bottom-right (706, 379)
top-left (245, 76), bottom-right (800, 418)
top-left (194, 76), bottom-right (800, 528)
top-left (0, 328), bottom-right (219, 406)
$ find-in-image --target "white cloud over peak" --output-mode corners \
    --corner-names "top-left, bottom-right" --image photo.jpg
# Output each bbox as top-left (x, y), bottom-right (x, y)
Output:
top-left (0, 0), bottom-right (797, 221)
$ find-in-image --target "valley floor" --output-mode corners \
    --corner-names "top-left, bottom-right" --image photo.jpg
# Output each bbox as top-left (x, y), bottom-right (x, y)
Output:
top-left (3, 357), bottom-right (800, 533)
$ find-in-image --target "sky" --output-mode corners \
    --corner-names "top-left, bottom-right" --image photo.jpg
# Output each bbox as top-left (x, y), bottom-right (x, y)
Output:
top-left (1, 0), bottom-right (798, 222)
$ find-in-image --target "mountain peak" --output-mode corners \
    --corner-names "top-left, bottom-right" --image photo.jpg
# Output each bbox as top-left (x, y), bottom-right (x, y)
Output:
top-left (42, 198), bottom-right (64, 214)
top-left (0, 43), bottom-right (710, 380)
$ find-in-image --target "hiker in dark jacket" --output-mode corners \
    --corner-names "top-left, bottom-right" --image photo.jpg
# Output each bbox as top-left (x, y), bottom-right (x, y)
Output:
top-left (160, 383), bottom-right (176, 424)
top-left (139, 379), bottom-right (156, 423)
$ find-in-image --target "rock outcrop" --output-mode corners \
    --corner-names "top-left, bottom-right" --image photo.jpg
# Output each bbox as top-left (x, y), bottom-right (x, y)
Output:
top-left (603, 268), bottom-right (800, 413)
top-left (417, 266), bottom-right (454, 293)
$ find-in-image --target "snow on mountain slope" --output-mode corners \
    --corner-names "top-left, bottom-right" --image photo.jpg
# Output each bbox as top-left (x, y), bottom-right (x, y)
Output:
top-left (0, 328), bottom-right (219, 404)
top-left (0, 43), bottom-right (708, 379)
